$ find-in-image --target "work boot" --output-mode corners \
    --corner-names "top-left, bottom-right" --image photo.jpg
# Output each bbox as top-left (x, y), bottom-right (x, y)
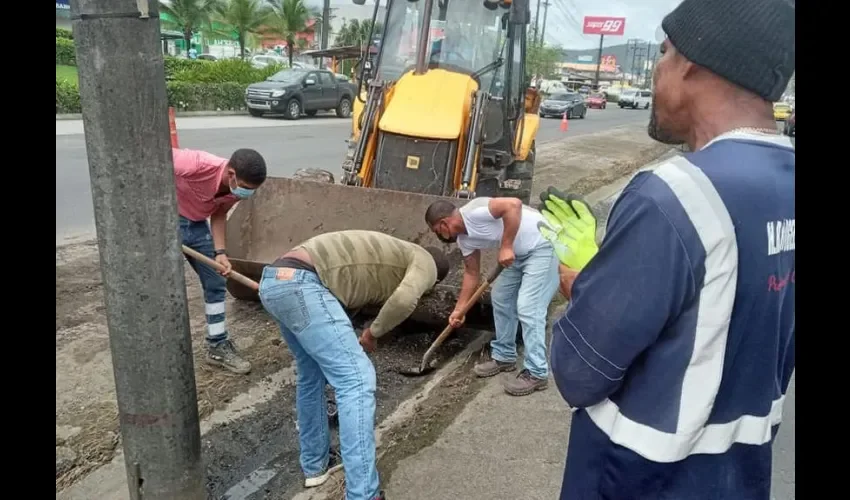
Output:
top-left (473, 356), bottom-right (517, 378)
top-left (374, 491), bottom-right (386, 500)
top-left (206, 339), bottom-right (252, 375)
top-left (503, 369), bottom-right (548, 396)
top-left (304, 449), bottom-right (343, 488)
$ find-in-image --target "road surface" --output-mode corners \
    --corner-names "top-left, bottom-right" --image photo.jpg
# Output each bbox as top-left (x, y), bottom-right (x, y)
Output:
top-left (55, 107), bottom-right (651, 242)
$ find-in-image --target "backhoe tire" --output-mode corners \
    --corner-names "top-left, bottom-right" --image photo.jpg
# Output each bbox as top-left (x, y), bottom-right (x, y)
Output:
top-left (336, 97), bottom-right (352, 118)
top-left (248, 108), bottom-right (265, 117)
top-left (285, 99), bottom-right (302, 120)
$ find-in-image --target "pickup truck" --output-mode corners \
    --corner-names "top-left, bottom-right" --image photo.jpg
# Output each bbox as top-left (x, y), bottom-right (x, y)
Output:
top-left (245, 68), bottom-right (357, 120)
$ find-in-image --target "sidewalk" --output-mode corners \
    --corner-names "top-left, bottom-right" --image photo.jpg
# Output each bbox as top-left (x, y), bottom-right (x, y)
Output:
top-left (385, 372), bottom-right (571, 499)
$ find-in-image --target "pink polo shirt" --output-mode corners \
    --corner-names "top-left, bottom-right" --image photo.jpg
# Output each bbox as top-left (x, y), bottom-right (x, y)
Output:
top-left (172, 148), bottom-right (239, 222)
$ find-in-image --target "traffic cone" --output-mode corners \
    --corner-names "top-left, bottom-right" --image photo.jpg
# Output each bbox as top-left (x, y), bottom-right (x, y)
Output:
top-left (560, 111), bottom-right (569, 132)
top-left (168, 107), bottom-right (179, 148)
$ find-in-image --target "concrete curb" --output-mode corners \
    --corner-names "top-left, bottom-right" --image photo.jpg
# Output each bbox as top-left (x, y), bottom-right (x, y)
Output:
top-left (56, 110), bottom-right (249, 121)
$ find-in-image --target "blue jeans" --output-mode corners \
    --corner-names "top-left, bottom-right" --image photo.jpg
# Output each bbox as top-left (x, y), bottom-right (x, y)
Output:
top-left (258, 267), bottom-right (380, 500)
top-left (489, 242), bottom-right (559, 379)
top-left (179, 216), bottom-right (228, 345)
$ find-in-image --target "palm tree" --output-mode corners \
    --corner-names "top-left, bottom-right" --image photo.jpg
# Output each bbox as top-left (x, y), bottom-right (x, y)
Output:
top-left (334, 19), bottom-right (382, 48)
top-left (264, 0), bottom-right (316, 67)
top-left (215, 0), bottom-right (271, 59)
top-left (161, 0), bottom-right (223, 55)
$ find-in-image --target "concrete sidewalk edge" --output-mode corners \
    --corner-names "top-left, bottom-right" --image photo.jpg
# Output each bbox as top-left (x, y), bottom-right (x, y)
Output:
top-left (56, 109), bottom-right (250, 120)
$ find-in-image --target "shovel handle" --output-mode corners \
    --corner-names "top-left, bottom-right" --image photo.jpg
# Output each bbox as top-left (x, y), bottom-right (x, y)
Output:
top-left (181, 245), bottom-right (260, 291)
top-left (419, 266), bottom-right (504, 368)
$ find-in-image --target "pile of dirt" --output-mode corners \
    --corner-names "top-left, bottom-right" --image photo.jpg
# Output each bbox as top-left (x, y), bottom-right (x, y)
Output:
top-left (534, 125), bottom-right (670, 199)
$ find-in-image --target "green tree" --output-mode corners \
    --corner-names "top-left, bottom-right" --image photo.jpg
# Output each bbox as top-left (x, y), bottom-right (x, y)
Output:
top-left (161, 0), bottom-right (223, 54)
top-left (334, 19), bottom-right (383, 47)
top-left (526, 40), bottom-right (562, 80)
top-left (264, 0), bottom-right (317, 66)
top-left (215, 0), bottom-right (271, 59)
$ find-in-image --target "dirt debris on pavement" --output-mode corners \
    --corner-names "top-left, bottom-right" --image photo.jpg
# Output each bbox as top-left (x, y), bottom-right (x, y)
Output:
top-left (534, 124), bottom-right (671, 198)
top-left (55, 237), bottom-right (472, 494)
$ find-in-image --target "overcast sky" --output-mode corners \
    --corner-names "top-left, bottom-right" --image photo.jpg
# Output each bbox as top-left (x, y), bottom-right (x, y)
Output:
top-left (313, 0), bottom-right (681, 50)
top-left (538, 0), bottom-right (681, 49)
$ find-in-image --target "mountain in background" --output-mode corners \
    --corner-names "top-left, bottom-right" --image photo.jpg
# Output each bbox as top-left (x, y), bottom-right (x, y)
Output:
top-left (559, 42), bottom-right (659, 71)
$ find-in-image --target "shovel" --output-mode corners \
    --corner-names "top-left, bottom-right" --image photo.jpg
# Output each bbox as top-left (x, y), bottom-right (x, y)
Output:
top-left (181, 245), bottom-right (259, 291)
top-left (400, 265), bottom-right (503, 377)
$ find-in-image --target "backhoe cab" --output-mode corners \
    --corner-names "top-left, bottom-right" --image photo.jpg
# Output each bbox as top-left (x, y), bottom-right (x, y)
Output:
top-left (344, 0), bottom-right (538, 203)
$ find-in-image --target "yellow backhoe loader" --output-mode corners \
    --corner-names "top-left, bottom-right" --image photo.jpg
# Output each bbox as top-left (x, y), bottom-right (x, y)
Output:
top-left (225, 0), bottom-right (540, 327)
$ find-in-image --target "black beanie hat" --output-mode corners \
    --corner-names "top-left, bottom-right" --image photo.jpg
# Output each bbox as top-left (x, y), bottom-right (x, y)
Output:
top-left (662, 0), bottom-right (795, 102)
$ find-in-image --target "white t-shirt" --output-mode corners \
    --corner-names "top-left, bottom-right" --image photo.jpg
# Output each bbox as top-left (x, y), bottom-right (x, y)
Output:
top-left (457, 197), bottom-right (547, 257)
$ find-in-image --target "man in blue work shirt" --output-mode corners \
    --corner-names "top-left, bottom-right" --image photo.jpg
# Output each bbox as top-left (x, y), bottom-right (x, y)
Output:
top-left (537, 0), bottom-right (795, 498)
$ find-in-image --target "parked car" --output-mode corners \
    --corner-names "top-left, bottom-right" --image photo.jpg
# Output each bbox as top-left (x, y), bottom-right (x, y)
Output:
top-left (197, 53), bottom-right (217, 61)
top-left (539, 92), bottom-right (587, 119)
top-left (619, 89), bottom-right (652, 109)
top-left (245, 68), bottom-right (357, 120)
top-left (784, 110), bottom-right (795, 136)
top-left (250, 54), bottom-right (287, 69)
top-left (586, 93), bottom-right (607, 109)
top-left (773, 101), bottom-right (792, 121)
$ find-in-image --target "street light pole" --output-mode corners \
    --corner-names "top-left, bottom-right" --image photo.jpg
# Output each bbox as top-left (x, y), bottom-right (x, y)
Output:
top-left (69, 1), bottom-right (204, 498)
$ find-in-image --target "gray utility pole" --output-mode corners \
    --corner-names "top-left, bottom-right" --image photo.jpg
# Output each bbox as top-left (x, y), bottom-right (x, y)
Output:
top-left (540, 1), bottom-right (551, 46)
top-left (319, 0), bottom-right (331, 68)
top-left (69, 1), bottom-right (204, 499)
top-left (628, 39), bottom-right (639, 85)
top-left (644, 42), bottom-right (655, 86)
top-left (593, 34), bottom-right (605, 90)
top-left (533, 0), bottom-right (543, 45)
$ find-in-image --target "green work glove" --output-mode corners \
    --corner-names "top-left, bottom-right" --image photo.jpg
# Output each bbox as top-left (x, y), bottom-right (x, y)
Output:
top-left (536, 186), bottom-right (599, 270)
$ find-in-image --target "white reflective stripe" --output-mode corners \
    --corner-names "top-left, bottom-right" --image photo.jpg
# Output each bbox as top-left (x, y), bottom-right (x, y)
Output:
top-left (586, 395), bottom-right (785, 463)
top-left (205, 302), bottom-right (226, 316)
top-left (207, 321), bottom-right (227, 337)
top-left (586, 157), bottom-right (740, 463)
top-left (658, 158), bottom-right (738, 434)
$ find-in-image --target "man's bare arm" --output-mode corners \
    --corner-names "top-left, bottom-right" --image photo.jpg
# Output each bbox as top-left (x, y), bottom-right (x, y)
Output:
top-left (456, 250), bottom-right (481, 310)
top-left (209, 207), bottom-right (228, 251)
top-left (488, 197), bottom-right (523, 251)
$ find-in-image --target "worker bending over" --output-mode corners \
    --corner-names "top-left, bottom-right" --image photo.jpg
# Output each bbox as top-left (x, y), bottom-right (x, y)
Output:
top-left (425, 197), bottom-right (559, 396)
top-left (257, 230), bottom-right (449, 500)
top-left (173, 147), bottom-right (267, 375)
top-left (537, 0), bottom-right (795, 496)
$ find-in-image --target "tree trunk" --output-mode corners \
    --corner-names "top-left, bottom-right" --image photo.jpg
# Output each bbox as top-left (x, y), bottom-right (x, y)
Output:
top-left (184, 29), bottom-right (192, 56)
top-left (238, 32), bottom-right (245, 59)
top-left (287, 37), bottom-right (294, 67)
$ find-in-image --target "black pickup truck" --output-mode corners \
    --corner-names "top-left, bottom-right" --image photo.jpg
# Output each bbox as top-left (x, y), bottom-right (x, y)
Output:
top-left (245, 68), bottom-right (357, 120)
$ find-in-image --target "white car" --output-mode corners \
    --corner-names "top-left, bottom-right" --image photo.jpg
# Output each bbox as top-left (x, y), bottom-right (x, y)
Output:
top-left (250, 54), bottom-right (287, 69)
top-left (619, 89), bottom-right (652, 109)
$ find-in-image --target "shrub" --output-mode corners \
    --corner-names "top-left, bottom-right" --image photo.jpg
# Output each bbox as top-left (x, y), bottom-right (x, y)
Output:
top-left (170, 59), bottom-right (284, 85)
top-left (56, 37), bottom-right (76, 66)
top-left (56, 79), bottom-right (81, 114)
top-left (166, 82), bottom-right (248, 111)
top-left (57, 28), bottom-right (73, 40)
top-left (163, 56), bottom-right (209, 79)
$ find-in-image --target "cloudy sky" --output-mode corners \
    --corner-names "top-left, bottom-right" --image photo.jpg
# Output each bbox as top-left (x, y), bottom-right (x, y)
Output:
top-left (538, 0), bottom-right (681, 49)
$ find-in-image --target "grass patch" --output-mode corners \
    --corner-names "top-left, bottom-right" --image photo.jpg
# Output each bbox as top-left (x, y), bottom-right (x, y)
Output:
top-left (56, 65), bottom-right (78, 86)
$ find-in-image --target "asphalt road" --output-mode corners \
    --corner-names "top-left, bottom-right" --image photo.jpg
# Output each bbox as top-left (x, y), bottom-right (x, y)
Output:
top-left (55, 106), bottom-right (650, 242)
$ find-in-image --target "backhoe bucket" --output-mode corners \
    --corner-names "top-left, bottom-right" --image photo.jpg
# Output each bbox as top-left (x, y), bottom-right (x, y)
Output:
top-left (225, 177), bottom-right (498, 328)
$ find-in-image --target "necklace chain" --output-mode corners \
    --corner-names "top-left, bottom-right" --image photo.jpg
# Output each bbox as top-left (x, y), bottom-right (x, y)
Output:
top-left (725, 126), bottom-right (781, 136)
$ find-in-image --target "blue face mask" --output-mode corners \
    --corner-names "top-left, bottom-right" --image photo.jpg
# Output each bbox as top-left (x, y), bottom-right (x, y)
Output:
top-left (229, 176), bottom-right (255, 199)
top-left (231, 185), bottom-right (255, 199)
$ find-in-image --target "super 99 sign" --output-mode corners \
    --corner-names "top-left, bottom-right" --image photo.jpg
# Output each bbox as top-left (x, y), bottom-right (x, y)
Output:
top-left (582, 16), bottom-right (626, 36)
